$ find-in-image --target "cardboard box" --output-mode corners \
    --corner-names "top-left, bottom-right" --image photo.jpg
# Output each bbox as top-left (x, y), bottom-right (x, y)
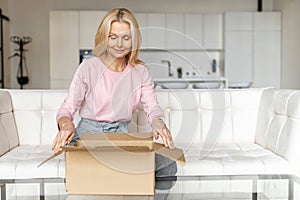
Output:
top-left (42, 132), bottom-right (185, 195)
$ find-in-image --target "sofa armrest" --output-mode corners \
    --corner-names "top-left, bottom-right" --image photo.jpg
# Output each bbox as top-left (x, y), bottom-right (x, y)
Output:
top-left (0, 90), bottom-right (19, 155)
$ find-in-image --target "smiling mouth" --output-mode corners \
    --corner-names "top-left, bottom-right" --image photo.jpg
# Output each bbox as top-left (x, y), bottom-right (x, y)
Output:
top-left (114, 49), bottom-right (125, 54)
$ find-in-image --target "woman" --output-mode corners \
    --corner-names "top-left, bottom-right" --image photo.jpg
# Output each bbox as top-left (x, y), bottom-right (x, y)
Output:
top-left (51, 8), bottom-right (177, 190)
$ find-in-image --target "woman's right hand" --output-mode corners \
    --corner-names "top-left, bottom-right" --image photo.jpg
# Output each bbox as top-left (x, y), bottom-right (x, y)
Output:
top-left (51, 119), bottom-right (75, 153)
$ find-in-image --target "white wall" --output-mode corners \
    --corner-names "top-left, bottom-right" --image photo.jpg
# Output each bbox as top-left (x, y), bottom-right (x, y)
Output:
top-left (274, 0), bottom-right (300, 89)
top-left (6, 0), bottom-right (274, 89)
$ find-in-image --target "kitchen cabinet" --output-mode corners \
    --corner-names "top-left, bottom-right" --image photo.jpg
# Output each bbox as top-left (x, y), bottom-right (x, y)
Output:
top-left (141, 13), bottom-right (222, 51)
top-left (184, 14), bottom-right (223, 50)
top-left (253, 12), bottom-right (281, 88)
top-left (135, 13), bottom-right (148, 49)
top-left (184, 14), bottom-right (203, 49)
top-left (225, 31), bottom-right (253, 83)
top-left (225, 12), bottom-right (253, 31)
top-left (253, 31), bottom-right (281, 87)
top-left (49, 11), bottom-right (79, 89)
top-left (138, 13), bottom-right (222, 51)
top-left (203, 14), bottom-right (223, 49)
top-left (225, 12), bottom-right (281, 88)
top-left (225, 12), bottom-right (253, 84)
top-left (79, 11), bottom-right (107, 49)
top-left (147, 13), bottom-right (166, 49)
top-left (166, 14), bottom-right (185, 49)
top-left (254, 12), bottom-right (281, 31)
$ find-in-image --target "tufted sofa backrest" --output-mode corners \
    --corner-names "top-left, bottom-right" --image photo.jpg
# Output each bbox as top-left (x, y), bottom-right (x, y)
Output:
top-left (147, 88), bottom-right (263, 149)
top-left (3, 87), bottom-right (300, 167)
top-left (255, 89), bottom-right (300, 170)
top-left (6, 90), bottom-right (81, 146)
top-left (2, 89), bottom-right (264, 147)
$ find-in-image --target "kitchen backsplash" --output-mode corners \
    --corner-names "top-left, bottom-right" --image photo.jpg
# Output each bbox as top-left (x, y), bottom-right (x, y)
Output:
top-left (139, 50), bottom-right (222, 79)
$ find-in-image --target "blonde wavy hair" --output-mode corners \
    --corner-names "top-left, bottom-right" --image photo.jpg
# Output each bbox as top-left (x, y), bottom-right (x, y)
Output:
top-left (93, 8), bottom-right (143, 66)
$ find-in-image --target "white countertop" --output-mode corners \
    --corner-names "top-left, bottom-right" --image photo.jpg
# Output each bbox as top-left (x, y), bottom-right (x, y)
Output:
top-left (153, 77), bottom-right (228, 88)
top-left (153, 77), bottom-right (227, 82)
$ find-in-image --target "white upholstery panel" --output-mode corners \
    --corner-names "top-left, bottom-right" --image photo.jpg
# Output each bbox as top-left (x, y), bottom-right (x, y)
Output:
top-left (265, 115), bottom-right (287, 153)
top-left (232, 110), bottom-right (258, 143)
top-left (255, 88), bottom-right (276, 147)
top-left (201, 109), bottom-right (233, 144)
top-left (230, 89), bottom-right (261, 143)
top-left (199, 90), bottom-right (231, 110)
top-left (170, 110), bottom-right (201, 149)
top-left (9, 90), bottom-right (42, 110)
top-left (288, 92), bottom-right (300, 119)
top-left (14, 111), bottom-right (42, 145)
top-left (180, 143), bottom-right (295, 176)
top-left (155, 91), bottom-right (169, 110)
top-left (230, 89), bottom-right (262, 109)
top-left (169, 90), bottom-right (199, 110)
top-left (274, 90), bottom-right (295, 115)
top-left (0, 145), bottom-right (65, 179)
top-left (221, 155), bottom-right (265, 175)
top-left (41, 91), bottom-right (68, 145)
top-left (0, 113), bottom-right (19, 149)
top-left (0, 90), bottom-right (19, 155)
top-left (258, 154), bottom-right (293, 175)
top-left (0, 118), bottom-right (10, 156)
top-left (42, 90), bottom-right (67, 110)
top-left (41, 110), bottom-right (60, 145)
top-left (9, 90), bottom-right (42, 145)
top-left (0, 90), bottom-right (13, 114)
top-left (182, 156), bottom-right (224, 175)
top-left (276, 118), bottom-right (300, 174)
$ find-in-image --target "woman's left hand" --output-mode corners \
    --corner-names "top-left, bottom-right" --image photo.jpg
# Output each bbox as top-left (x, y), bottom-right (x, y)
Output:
top-left (152, 118), bottom-right (175, 149)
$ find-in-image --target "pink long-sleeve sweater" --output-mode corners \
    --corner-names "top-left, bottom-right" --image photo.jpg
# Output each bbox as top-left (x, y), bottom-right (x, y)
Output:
top-left (56, 57), bottom-right (164, 125)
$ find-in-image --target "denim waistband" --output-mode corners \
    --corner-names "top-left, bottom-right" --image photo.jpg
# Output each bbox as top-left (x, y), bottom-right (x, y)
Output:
top-left (80, 118), bottom-right (130, 128)
top-left (68, 118), bottom-right (130, 145)
top-left (77, 118), bottom-right (130, 135)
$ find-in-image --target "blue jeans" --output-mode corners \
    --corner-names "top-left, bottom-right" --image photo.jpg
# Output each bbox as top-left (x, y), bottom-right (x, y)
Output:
top-left (71, 118), bottom-right (177, 190)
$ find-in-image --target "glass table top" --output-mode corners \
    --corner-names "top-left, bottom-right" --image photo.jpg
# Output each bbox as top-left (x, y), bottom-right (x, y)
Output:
top-left (1, 174), bottom-right (300, 200)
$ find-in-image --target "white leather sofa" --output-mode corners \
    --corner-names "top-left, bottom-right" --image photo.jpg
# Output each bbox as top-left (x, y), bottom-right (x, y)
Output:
top-left (1, 88), bottom-right (300, 197)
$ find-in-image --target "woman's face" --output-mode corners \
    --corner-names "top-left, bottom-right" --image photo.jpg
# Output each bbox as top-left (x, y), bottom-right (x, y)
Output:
top-left (107, 21), bottom-right (132, 60)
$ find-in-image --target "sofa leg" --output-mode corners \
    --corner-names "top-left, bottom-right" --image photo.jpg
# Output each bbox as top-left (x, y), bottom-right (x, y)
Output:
top-left (39, 180), bottom-right (45, 200)
top-left (289, 179), bottom-right (294, 200)
top-left (252, 178), bottom-right (257, 200)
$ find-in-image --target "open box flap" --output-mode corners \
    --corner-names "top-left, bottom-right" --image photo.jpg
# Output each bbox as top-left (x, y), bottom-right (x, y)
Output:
top-left (37, 151), bottom-right (63, 168)
top-left (153, 143), bottom-right (186, 165)
top-left (38, 132), bottom-right (185, 167)
top-left (69, 132), bottom-right (154, 150)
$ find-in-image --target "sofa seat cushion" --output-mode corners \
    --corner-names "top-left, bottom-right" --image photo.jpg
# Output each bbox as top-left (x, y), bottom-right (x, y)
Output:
top-left (178, 143), bottom-right (294, 176)
top-left (0, 145), bottom-right (65, 179)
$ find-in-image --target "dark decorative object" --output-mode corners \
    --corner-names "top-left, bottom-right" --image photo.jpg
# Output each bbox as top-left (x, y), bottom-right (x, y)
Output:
top-left (177, 67), bottom-right (182, 78)
top-left (9, 36), bottom-right (32, 89)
